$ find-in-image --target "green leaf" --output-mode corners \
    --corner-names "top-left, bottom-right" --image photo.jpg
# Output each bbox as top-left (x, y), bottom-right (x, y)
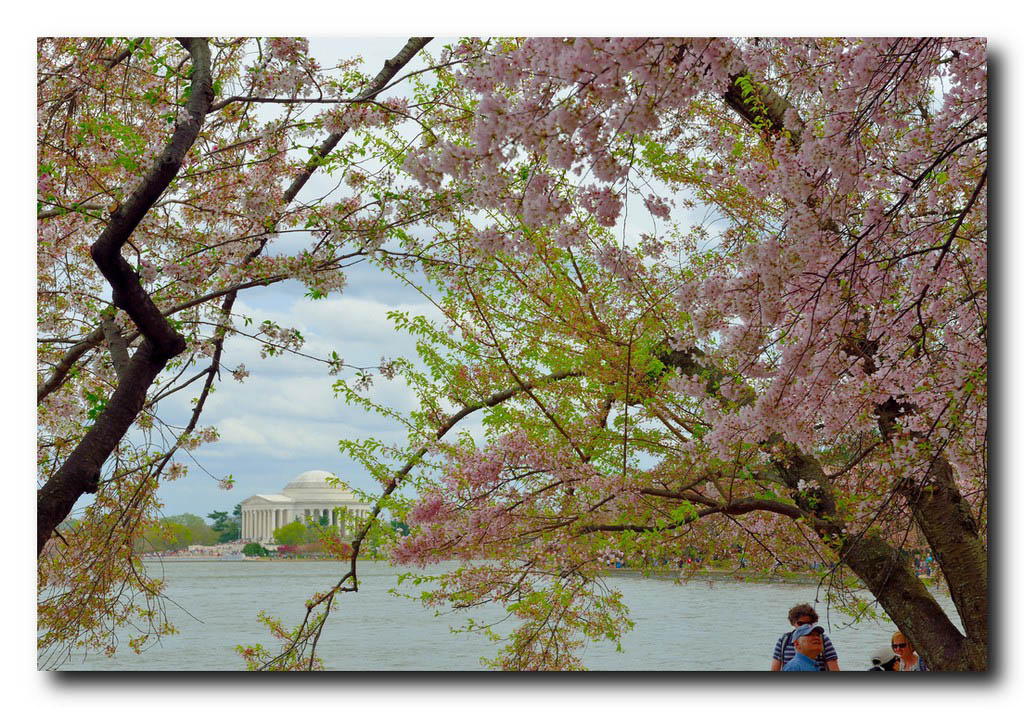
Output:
top-left (670, 502), bottom-right (699, 523)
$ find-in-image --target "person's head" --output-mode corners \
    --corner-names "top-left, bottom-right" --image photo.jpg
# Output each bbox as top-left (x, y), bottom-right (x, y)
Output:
top-left (788, 603), bottom-right (818, 628)
top-left (869, 644), bottom-right (899, 671)
top-left (891, 632), bottom-right (914, 658)
top-left (792, 623), bottom-right (825, 658)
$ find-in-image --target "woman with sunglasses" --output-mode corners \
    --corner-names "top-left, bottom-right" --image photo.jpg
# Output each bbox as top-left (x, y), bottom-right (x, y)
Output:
top-left (891, 631), bottom-right (928, 671)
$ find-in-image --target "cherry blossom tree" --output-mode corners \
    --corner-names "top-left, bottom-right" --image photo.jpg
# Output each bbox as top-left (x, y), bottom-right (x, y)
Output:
top-left (36, 35), bottom-right (438, 667)
top-left (323, 37), bottom-right (985, 670)
top-left (39, 36), bottom-right (987, 673)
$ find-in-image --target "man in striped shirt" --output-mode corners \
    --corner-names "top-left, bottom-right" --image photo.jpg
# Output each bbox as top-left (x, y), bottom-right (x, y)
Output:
top-left (770, 603), bottom-right (840, 671)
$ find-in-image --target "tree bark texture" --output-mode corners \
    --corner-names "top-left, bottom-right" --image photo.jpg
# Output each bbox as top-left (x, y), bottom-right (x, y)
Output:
top-left (709, 56), bottom-right (987, 670)
top-left (37, 38), bottom-right (214, 556)
top-left (772, 443), bottom-right (986, 670)
top-left (37, 37), bottom-right (435, 557)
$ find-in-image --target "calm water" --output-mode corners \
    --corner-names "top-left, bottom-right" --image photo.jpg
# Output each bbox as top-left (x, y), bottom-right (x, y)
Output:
top-left (52, 560), bottom-right (959, 671)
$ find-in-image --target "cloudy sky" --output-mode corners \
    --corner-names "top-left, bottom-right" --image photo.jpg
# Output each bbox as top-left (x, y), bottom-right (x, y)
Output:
top-left (144, 36), bottom-right (714, 519)
top-left (39, 35), bottom-right (718, 522)
top-left (17, 14), bottom-right (1020, 703)
top-left (32, 29), bottom-right (1010, 534)
top-left (152, 38), bottom-right (457, 517)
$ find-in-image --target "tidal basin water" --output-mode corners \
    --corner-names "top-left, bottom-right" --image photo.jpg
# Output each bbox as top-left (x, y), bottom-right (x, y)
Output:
top-left (55, 560), bottom-right (959, 671)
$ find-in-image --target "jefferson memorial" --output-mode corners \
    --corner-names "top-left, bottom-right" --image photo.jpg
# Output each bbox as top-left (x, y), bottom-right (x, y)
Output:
top-left (239, 469), bottom-right (372, 544)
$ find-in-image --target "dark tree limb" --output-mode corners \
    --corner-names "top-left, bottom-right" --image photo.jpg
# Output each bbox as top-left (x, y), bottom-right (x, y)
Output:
top-left (38, 328), bottom-right (105, 403)
top-left (37, 38), bottom-right (433, 408)
top-left (282, 37), bottom-right (431, 204)
top-left (576, 494), bottom-right (830, 534)
top-left (37, 274), bottom-right (290, 404)
top-left (100, 310), bottom-right (131, 381)
top-left (722, 72), bottom-right (805, 145)
top-left (898, 455), bottom-right (987, 663)
top-left (88, 37), bottom-right (212, 352)
top-left (771, 443), bottom-right (983, 670)
top-left (38, 38), bottom-right (214, 557)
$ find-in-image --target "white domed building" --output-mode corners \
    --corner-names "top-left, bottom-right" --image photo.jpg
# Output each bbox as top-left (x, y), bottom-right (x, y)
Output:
top-left (239, 470), bottom-right (372, 544)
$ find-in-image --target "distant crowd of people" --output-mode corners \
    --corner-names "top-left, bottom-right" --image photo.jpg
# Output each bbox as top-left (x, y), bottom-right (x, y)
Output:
top-left (771, 603), bottom-right (928, 671)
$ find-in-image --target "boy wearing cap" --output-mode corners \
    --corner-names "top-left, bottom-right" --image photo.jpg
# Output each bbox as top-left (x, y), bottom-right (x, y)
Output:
top-left (782, 624), bottom-right (826, 671)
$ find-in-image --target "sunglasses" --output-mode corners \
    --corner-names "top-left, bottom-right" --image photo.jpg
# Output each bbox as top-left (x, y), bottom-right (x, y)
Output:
top-left (795, 620), bottom-right (816, 626)
top-left (892, 643), bottom-right (908, 649)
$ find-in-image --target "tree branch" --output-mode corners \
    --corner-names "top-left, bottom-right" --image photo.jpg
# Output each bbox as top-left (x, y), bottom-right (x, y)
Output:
top-left (282, 37), bottom-right (431, 204)
top-left (100, 310), bottom-right (131, 382)
top-left (38, 38), bottom-right (214, 557)
top-left (897, 455), bottom-right (987, 654)
top-left (256, 368), bottom-right (580, 670)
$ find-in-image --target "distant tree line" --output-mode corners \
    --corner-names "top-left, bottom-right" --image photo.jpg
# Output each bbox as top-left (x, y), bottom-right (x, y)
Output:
top-left (133, 507), bottom-right (408, 554)
top-left (207, 504), bottom-right (243, 543)
top-left (134, 505), bottom-right (241, 553)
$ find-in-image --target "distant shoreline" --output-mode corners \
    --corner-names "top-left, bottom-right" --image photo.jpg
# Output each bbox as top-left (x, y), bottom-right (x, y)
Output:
top-left (138, 557), bottom-right (942, 590)
top-left (599, 565), bottom-right (944, 591)
top-left (140, 555), bottom-right (367, 563)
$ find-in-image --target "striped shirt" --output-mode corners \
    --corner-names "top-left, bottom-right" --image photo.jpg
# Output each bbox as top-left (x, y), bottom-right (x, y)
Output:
top-left (773, 631), bottom-right (838, 671)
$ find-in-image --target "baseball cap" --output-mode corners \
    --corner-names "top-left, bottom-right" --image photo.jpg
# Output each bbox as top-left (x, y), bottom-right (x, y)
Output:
top-left (792, 624), bottom-right (825, 640)
top-left (870, 645), bottom-right (897, 665)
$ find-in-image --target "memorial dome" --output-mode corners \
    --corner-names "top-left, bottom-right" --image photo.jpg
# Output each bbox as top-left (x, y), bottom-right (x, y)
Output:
top-left (281, 469), bottom-right (357, 502)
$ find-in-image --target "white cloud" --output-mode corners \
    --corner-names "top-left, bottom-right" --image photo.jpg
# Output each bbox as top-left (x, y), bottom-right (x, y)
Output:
top-left (214, 417), bottom-right (269, 447)
top-left (152, 275), bottom-right (448, 513)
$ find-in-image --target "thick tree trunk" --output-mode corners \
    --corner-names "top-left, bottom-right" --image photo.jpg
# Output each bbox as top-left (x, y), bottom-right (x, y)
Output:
top-left (773, 444), bottom-right (986, 670)
top-left (36, 38), bottom-right (212, 556)
top-left (839, 531), bottom-right (981, 670)
top-left (37, 342), bottom-right (174, 554)
top-left (898, 455), bottom-right (988, 669)
top-left (37, 37), bottom-right (435, 557)
top-left (664, 339), bottom-right (988, 670)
